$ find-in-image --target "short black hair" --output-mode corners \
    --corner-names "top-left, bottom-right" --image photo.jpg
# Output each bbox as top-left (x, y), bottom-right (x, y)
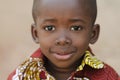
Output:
top-left (32, 0), bottom-right (97, 25)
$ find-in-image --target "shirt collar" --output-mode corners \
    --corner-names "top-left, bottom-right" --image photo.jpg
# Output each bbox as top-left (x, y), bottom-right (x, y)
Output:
top-left (12, 49), bottom-right (104, 80)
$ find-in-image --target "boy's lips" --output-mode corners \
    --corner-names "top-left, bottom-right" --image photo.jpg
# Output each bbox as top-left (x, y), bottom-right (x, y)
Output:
top-left (52, 51), bottom-right (75, 60)
top-left (49, 47), bottom-right (77, 60)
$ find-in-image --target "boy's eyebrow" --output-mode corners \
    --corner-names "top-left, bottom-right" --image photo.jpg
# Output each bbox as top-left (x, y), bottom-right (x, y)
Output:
top-left (69, 18), bottom-right (86, 23)
top-left (42, 18), bottom-right (57, 22)
top-left (41, 18), bottom-right (85, 23)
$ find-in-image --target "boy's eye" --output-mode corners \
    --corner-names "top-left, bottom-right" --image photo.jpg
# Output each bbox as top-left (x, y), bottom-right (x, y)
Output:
top-left (44, 25), bottom-right (55, 31)
top-left (70, 25), bottom-right (83, 31)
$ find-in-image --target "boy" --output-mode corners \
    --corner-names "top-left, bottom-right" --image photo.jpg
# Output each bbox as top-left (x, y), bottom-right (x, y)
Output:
top-left (8, 0), bottom-right (120, 80)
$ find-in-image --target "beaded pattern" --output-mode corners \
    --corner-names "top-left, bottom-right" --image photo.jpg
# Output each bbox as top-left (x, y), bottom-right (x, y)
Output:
top-left (12, 51), bottom-right (104, 80)
top-left (77, 51), bottom-right (104, 71)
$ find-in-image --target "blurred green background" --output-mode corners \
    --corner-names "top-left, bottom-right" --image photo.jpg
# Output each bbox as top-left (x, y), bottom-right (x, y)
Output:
top-left (0, 0), bottom-right (120, 80)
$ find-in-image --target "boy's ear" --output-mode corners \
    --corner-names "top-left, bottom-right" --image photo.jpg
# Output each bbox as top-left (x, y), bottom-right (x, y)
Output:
top-left (90, 24), bottom-right (100, 44)
top-left (31, 24), bottom-right (39, 43)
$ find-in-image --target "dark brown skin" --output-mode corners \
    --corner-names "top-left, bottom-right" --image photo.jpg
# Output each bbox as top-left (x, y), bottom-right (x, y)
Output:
top-left (31, 0), bottom-right (100, 80)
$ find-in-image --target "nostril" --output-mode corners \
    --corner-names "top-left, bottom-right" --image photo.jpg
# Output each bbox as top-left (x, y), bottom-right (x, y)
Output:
top-left (66, 40), bottom-right (70, 44)
top-left (55, 40), bottom-right (60, 45)
top-left (55, 38), bottom-right (72, 46)
top-left (57, 41), bottom-right (60, 45)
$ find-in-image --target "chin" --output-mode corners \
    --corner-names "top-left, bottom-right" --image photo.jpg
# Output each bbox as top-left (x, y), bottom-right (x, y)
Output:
top-left (54, 62), bottom-right (74, 69)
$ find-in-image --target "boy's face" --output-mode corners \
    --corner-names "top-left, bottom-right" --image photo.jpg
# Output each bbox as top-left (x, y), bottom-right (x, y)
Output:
top-left (32, 0), bottom-right (99, 69)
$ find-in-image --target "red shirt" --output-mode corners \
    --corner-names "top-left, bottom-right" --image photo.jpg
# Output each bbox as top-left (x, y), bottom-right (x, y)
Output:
top-left (8, 49), bottom-right (120, 80)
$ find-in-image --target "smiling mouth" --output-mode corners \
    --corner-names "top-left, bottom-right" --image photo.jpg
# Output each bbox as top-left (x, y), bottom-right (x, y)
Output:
top-left (52, 52), bottom-right (74, 60)
top-left (50, 47), bottom-right (77, 60)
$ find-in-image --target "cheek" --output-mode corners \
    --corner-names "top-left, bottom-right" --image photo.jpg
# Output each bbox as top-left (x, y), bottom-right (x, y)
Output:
top-left (39, 38), bottom-right (50, 50)
top-left (38, 39), bottom-right (51, 59)
top-left (72, 34), bottom-right (90, 50)
top-left (38, 33), bottom-right (54, 54)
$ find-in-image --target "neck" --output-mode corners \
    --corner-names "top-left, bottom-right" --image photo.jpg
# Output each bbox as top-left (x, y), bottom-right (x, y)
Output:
top-left (48, 62), bottom-right (76, 73)
top-left (44, 59), bottom-right (81, 80)
top-left (46, 62), bottom-right (75, 80)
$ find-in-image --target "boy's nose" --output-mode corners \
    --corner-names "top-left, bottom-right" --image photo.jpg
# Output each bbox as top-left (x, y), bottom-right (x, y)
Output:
top-left (55, 35), bottom-right (72, 46)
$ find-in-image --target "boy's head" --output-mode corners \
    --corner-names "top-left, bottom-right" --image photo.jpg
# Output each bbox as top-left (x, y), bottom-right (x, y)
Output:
top-left (31, 0), bottom-right (100, 70)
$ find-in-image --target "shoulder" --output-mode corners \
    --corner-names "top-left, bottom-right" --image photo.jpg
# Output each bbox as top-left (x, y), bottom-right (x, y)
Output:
top-left (7, 49), bottom-right (42, 80)
top-left (104, 64), bottom-right (120, 80)
top-left (84, 63), bottom-right (120, 80)
top-left (7, 69), bottom-right (16, 80)
top-left (7, 57), bottom-right (44, 80)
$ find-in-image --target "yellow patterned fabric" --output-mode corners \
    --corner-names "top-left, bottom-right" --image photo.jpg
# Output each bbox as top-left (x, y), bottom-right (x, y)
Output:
top-left (77, 50), bottom-right (104, 71)
top-left (12, 50), bottom-right (104, 80)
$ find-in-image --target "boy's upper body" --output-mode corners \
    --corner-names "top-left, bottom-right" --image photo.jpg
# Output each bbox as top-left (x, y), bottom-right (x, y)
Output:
top-left (8, 0), bottom-right (120, 80)
top-left (8, 49), bottom-right (120, 80)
